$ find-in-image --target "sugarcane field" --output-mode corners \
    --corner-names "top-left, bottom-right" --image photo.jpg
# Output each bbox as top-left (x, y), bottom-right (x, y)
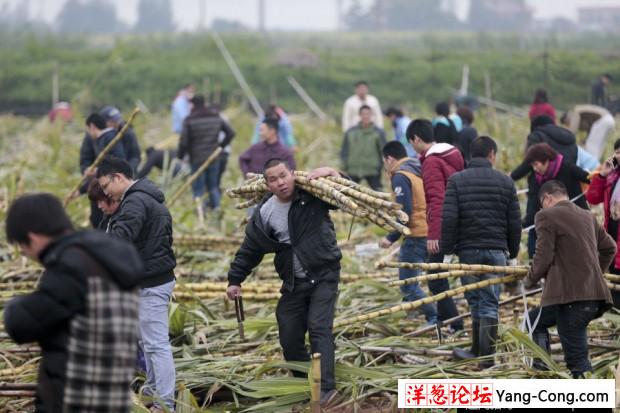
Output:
top-left (3, 1), bottom-right (620, 412)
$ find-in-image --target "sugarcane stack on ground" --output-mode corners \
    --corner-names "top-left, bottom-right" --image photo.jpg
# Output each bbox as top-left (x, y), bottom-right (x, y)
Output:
top-left (226, 171), bottom-right (411, 235)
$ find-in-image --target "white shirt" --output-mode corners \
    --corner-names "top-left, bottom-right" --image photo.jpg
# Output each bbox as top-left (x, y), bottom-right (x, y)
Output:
top-left (342, 94), bottom-right (383, 132)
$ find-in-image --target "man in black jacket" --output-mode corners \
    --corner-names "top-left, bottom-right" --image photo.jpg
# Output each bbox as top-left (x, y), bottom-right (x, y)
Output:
top-left (442, 136), bottom-right (521, 367)
top-left (79, 113), bottom-right (131, 228)
top-left (97, 157), bottom-right (176, 413)
top-left (100, 105), bottom-right (142, 174)
top-left (227, 159), bottom-right (342, 407)
top-left (4, 193), bottom-right (143, 413)
top-left (178, 95), bottom-right (235, 212)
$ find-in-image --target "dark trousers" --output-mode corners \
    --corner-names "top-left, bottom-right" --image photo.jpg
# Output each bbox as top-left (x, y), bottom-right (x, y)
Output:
top-left (527, 228), bottom-right (537, 259)
top-left (276, 278), bottom-right (338, 391)
top-left (217, 151), bottom-right (229, 191)
top-left (529, 301), bottom-right (602, 378)
top-left (427, 253), bottom-right (463, 330)
top-left (350, 175), bottom-right (382, 191)
top-left (609, 266), bottom-right (620, 308)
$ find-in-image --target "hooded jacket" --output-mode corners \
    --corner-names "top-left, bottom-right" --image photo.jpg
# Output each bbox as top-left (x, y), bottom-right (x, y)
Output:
top-left (441, 158), bottom-right (522, 258)
top-left (511, 124), bottom-right (578, 182)
top-left (108, 178), bottom-right (176, 287)
top-left (228, 189), bottom-right (341, 292)
top-left (419, 143), bottom-right (465, 241)
top-left (4, 231), bottom-right (143, 413)
top-left (386, 157), bottom-right (427, 242)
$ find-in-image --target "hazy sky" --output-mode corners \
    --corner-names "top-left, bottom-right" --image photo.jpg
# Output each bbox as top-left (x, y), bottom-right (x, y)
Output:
top-left (4, 0), bottom-right (620, 31)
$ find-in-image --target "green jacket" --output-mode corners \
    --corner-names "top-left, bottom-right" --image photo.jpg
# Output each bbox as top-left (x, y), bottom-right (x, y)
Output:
top-left (340, 124), bottom-right (386, 177)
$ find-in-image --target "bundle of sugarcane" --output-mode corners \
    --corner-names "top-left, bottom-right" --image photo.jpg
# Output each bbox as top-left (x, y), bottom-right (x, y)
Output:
top-left (180, 281), bottom-right (281, 294)
top-left (174, 234), bottom-right (243, 250)
top-left (226, 171), bottom-right (410, 235)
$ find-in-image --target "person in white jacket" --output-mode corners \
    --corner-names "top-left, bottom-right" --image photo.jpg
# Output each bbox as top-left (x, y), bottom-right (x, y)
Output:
top-left (342, 81), bottom-right (383, 132)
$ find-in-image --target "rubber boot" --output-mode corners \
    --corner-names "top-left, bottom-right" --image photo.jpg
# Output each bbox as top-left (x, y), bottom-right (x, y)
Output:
top-left (478, 317), bottom-right (498, 369)
top-left (453, 319), bottom-right (480, 360)
top-left (531, 330), bottom-right (550, 371)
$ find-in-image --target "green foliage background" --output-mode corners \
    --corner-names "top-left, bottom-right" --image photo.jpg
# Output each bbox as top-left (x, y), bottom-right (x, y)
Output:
top-left (1, 31), bottom-right (619, 116)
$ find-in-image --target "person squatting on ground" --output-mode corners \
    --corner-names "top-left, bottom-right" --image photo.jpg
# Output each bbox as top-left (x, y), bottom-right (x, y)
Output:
top-left (178, 95), bottom-right (235, 213)
top-left (525, 180), bottom-right (616, 378)
top-left (379, 141), bottom-right (437, 325)
top-left (340, 104), bottom-right (387, 191)
top-left (227, 159), bottom-right (343, 408)
top-left (440, 136), bottom-right (522, 367)
top-left (407, 119), bottom-right (464, 332)
top-left (4, 193), bottom-right (143, 413)
top-left (96, 157), bottom-right (177, 412)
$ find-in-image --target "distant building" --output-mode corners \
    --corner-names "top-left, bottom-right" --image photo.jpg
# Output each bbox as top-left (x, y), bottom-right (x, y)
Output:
top-left (578, 7), bottom-right (620, 33)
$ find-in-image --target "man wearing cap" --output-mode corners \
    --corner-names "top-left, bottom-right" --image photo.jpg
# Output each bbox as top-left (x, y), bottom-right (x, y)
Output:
top-left (100, 106), bottom-right (142, 174)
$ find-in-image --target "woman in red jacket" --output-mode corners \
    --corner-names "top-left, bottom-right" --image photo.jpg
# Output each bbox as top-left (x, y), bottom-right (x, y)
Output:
top-left (585, 138), bottom-right (620, 306)
top-left (529, 89), bottom-right (556, 122)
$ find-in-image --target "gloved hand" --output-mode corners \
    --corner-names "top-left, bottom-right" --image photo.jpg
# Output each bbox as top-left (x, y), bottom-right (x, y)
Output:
top-left (443, 254), bottom-right (454, 264)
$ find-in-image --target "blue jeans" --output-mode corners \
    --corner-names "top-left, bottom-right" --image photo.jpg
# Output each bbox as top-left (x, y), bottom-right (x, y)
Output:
top-left (139, 280), bottom-right (176, 410)
top-left (399, 237), bottom-right (437, 324)
top-left (458, 249), bottom-right (506, 320)
top-left (191, 160), bottom-right (221, 209)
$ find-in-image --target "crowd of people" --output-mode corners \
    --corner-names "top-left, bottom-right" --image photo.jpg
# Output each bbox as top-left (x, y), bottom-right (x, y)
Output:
top-left (3, 75), bottom-right (619, 411)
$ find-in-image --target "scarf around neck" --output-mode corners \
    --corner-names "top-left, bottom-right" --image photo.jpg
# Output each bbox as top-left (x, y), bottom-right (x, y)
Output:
top-left (535, 153), bottom-right (563, 185)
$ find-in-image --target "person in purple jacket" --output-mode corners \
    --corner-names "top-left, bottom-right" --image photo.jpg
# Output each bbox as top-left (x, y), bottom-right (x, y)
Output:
top-left (239, 118), bottom-right (297, 178)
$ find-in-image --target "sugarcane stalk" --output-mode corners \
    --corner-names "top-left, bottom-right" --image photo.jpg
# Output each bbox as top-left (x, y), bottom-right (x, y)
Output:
top-left (604, 274), bottom-right (620, 283)
top-left (0, 383), bottom-right (37, 390)
top-left (64, 107), bottom-right (141, 207)
top-left (0, 390), bottom-right (35, 397)
top-left (235, 196), bottom-right (263, 209)
top-left (607, 283), bottom-right (620, 292)
top-left (310, 353), bottom-right (321, 413)
top-left (168, 146), bottom-right (223, 206)
top-left (333, 273), bottom-right (524, 328)
top-left (388, 270), bottom-right (487, 287)
top-left (378, 261), bottom-right (529, 273)
top-left (295, 177), bottom-right (359, 210)
top-left (174, 291), bottom-right (280, 301)
top-left (404, 288), bottom-right (543, 337)
top-left (294, 171), bottom-right (392, 200)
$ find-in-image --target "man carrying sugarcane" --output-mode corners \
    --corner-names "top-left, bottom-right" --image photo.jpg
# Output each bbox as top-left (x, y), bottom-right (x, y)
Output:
top-left (379, 141), bottom-right (438, 325)
top-left (100, 105), bottom-right (142, 174)
top-left (524, 180), bottom-right (615, 378)
top-left (227, 159), bottom-right (342, 408)
top-left (440, 136), bottom-right (522, 367)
